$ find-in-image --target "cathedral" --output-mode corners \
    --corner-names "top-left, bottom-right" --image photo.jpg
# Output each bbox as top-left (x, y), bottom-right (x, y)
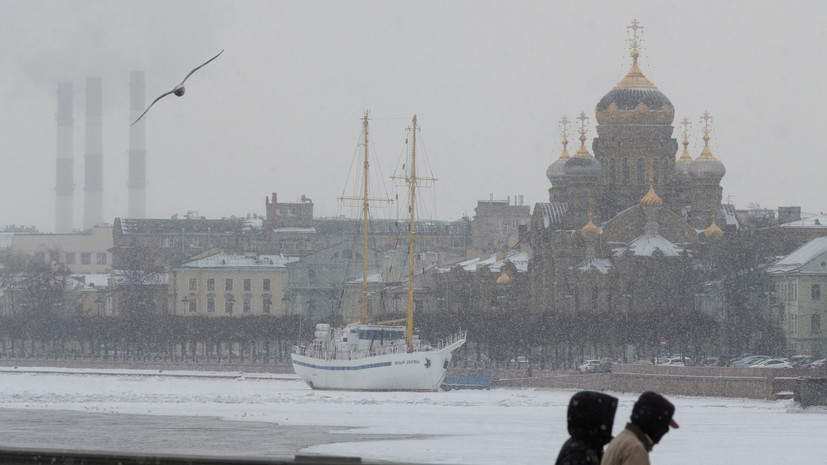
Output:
top-left (529, 21), bottom-right (730, 329)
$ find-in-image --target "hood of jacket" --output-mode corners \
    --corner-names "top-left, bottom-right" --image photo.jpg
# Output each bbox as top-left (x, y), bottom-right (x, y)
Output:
top-left (630, 391), bottom-right (676, 444)
top-left (566, 390), bottom-right (619, 447)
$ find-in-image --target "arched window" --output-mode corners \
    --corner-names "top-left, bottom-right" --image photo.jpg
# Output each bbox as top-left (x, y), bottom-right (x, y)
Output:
top-left (609, 159), bottom-right (616, 184)
top-left (652, 160), bottom-right (659, 185)
top-left (637, 158), bottom-right (645, 185)
top-left (622, 159), bottom-right (630, 184)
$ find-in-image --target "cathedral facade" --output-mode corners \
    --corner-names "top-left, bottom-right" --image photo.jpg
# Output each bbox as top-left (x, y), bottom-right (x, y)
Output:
top-left (529, 22), bottom-right (729, 351)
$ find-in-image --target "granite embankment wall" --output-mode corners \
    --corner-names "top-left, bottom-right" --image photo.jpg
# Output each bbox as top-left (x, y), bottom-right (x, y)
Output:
top-left (494, 364), bottom-right (827, 401)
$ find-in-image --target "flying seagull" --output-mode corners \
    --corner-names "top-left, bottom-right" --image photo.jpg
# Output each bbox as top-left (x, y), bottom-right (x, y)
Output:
top-left (131, 49), bottom-right (224, 126)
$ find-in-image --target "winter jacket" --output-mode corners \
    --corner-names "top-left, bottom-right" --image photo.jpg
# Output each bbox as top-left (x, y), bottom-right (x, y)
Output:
top-left (554, 391), bottom-right (619, 465)
top-left (599, 423), bottom-right (653, 465)
top-left (601, 391), bottom-right (678, 465)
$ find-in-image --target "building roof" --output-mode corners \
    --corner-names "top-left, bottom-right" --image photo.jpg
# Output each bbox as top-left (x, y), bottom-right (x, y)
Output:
top-left (721, 204), bottom-right (739, 229)
top-left (613, 234), bottom-right (684, 257)
top-left (535, 202), bottom-right (568, 229)
top-left (175, 253), bottom-right (299, 269)
top-left (779, 213), bottom-right (827, 229)
top-left (767, 236), bottom-right (827, 274)
top-left (116, 218), bottom-right (247, 235)
top-left (576, 258), bottom-right (613, 274)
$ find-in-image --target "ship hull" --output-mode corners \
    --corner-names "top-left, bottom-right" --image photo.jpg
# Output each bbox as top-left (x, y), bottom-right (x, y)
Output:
top-left (291, 338), bottom-right (464, 391)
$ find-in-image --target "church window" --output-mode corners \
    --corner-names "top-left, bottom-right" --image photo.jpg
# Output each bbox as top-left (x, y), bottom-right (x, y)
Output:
top-left (574, 289), bottom-right (580, 311)
top-left (609, 159), bottom-right (616, 184)
top-left (591, 287), bottom-right (599, 311)
top-left (637, 158), bottom-right (645, 184)
top-left (652, 160), bottom-right (659, 184)
top-left (622, 159), bottom-right (630, 184)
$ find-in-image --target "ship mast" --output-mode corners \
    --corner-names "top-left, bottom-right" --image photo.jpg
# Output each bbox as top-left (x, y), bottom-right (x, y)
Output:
top-left (361, 111), bottom-right (370, 324)
top-left (406, 115), bottom-right (418, 349)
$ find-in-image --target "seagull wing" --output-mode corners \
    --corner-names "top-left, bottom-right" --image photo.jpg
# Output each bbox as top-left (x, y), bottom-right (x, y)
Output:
top-left (177, 49), bottom-right (224, 87)
top-left (130, 88), bottom-right (177, 126)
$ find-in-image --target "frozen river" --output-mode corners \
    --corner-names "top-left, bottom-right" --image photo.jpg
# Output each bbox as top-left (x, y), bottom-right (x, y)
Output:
top-left (0, 367), bottom-right (824, 464)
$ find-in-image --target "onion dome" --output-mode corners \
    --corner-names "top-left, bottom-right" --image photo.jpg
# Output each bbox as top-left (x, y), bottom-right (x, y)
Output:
top-left (704, 217), bottom-right (723, 238)
top-left (496, 270), bottom-right (512, 285)
top-left (676, 116), bottom-right (693, 180)
top-left (564, 112), bottom-right (602, 177)
top-left (691, 112), bottom-right (726, 179)
top-left (595, 21), bottom-right (674, 126)
top-left (581, 214), bottom-right (600, 237)
top-left (546, 129), bottom-right (571, 184)
top-left (640, 179), bottom-right (663, 207)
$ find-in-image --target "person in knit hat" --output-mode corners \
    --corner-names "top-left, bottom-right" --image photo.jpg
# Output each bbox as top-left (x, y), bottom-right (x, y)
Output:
top-left (554, 391), bottom-right (619, 465)
top-left (600, 391), bottom-right (678, 465)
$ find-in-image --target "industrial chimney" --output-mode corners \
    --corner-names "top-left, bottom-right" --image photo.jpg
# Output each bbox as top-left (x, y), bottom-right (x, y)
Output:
top-left (128, 70), bottom-right (146, 219)
top-left (83, 77), bottom-right (103, 229)
top-left (55, 82), bottom-right (74, 233)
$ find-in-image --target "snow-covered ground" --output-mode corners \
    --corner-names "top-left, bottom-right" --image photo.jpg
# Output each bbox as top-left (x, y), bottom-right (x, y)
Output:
top-left (0, 367), bottom-right (824, 464)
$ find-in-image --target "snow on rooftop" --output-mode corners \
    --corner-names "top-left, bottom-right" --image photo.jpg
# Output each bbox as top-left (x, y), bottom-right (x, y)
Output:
top-left (177, 253), bottom-right (300, 269)
top-left (614, 234), bottom-right (684, 257)
top-left (767, 236), bottom-right (827, 274)
top-left (576, 258), bottom-right (613, 274)
top-left (780, 213), bottom-right (827, 228)
top-left (490, 251), bottom-right (529, 273)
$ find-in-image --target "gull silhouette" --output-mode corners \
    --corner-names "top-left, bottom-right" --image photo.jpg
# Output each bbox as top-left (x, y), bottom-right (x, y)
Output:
top-left (131, 49), bottom-right (224, 126)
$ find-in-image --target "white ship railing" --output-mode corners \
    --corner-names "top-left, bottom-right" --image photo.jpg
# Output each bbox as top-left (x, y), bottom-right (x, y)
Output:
top-left (293, 330), bottom-right (466, 361)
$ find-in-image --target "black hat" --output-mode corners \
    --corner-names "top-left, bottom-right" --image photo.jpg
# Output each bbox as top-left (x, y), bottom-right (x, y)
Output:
top-left (630, 391), bottom-right (678, 444)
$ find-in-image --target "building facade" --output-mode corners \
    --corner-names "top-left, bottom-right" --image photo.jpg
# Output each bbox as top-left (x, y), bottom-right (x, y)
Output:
top-left (171, 252), bottom-right (298, 317)
top-left (767, 237), bottom-right (827, 357)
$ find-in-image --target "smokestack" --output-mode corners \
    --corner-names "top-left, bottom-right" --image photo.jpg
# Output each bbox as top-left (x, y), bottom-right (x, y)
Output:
top-left (84, 77), bottom-right (103, 229)
top-left (55, 82), bottom-right (74, 233)
top-left (128, 70), bottom-right (146, 219)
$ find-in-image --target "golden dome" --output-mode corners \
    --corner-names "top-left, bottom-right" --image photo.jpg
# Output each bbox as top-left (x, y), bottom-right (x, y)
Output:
top-left (704, 218), bottom-right (723, 238)
top-left (594, 20), bottom-right (674, 126)
top-left (581, 216), bottom-right (600, 237)
top-left (496, 270), bottom-right (512, 285)
top-left (640, 180), bottom-right (663, 207)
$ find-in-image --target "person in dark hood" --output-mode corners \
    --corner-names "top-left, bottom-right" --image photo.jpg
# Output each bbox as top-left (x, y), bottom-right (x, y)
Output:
top-left (555, 391), bottom-right (619, 465)
top-left (600, 391), bottom-right (679, 465)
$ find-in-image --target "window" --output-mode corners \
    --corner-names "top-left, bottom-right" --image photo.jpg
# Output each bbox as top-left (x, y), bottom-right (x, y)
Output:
top-left (652, 160), bottom-right (659, 185)
top-left (50, 251), bottom-right (60, 262)
top-left (188, 295), bottom-right (197, 313)
top-left (263, 279), bottom-right (271, 291)
top-left (622, 158), bottom-right (630, 184)
top-left (813, 284), bottom-right (821, 301)
top-left (637, 158), bottom-right (645, 185)
top-left (243, 278), bottom-right (251, 291)
top-left (591, 287), bottom-right (598, 311)
top-left (262, 295), bottom-right (271, 314)
top-left (225, 294), bottom-right (234, 313)
top-left (243, 296), bottom-right (252, 313)
top-left (81, 253), bottom-right (91, 265)
top-left (812, 314), bottom-right (821, 334)
top-left (609, 159), bottom-right (616, 185)
top-left (225, 278), bottom-right (233, 291)
top-left (65, 252), bottom-right (76, 265)
top-left (207, 296), bottom-right (215, 313)
top-left (96, 253), bottom-right (107, 265)
top-left (207, 278), bottom-right (215, 291)
top-left (189, 278), bottom-right (197, 291)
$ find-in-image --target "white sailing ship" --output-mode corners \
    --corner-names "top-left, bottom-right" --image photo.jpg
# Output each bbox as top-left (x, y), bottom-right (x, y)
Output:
top-left (291, 113), bottom-right (466, 391)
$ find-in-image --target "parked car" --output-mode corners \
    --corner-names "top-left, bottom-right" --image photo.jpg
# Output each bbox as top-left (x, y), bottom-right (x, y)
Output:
top-left (750, 358), bottom-right (793, 369)
top-left (733, 355), bottom-right (771, 367)
top-left (789, 355), bottom-right (813, 368)
top-left (804, 358), bottom-right (826, 369)
top-left (578, 359), bottom-right (611, 373)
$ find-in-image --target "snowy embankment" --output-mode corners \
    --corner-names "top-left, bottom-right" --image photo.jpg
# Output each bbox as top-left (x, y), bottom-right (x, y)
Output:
top-left (0, 367), bottom-right (824, 465)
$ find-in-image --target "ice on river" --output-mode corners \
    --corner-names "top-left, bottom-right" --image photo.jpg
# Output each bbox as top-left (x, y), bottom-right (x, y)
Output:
top-left (0, 367), bottom-right (824, 464)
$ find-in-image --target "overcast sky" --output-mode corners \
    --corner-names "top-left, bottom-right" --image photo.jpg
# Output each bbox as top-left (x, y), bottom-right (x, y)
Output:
top-left (2, 0), bottom-right (826, 233)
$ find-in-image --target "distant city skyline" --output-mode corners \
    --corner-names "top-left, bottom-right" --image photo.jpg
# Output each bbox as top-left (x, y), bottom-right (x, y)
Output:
top-left (1, 1), bottom-right (825, 232)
